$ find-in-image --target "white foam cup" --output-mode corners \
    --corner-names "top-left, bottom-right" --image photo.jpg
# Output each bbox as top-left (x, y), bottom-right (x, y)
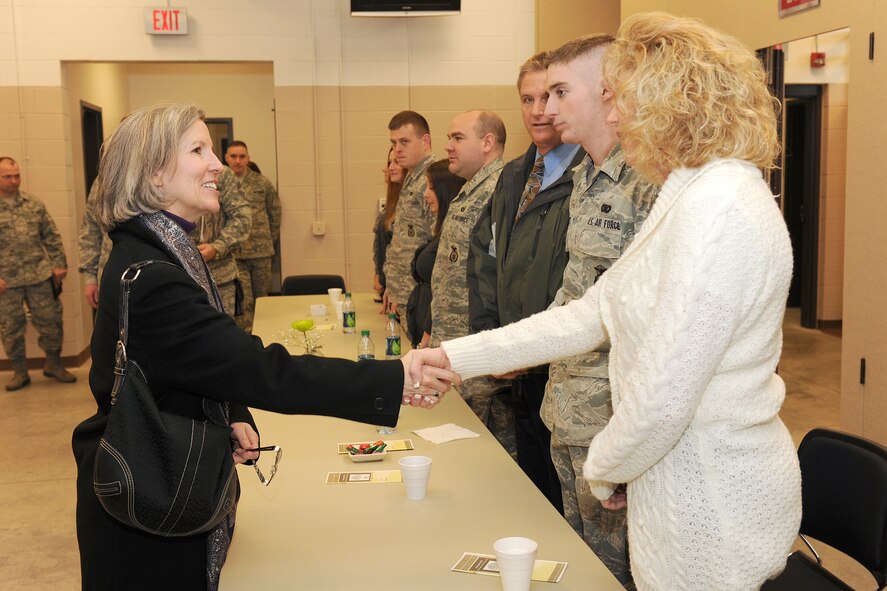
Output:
top-left (327, 287), bottom-right (342, 306)
top-left (493, 537), bottom-right (538, 591)
top-left (398, 455), bottom-right (432, 500)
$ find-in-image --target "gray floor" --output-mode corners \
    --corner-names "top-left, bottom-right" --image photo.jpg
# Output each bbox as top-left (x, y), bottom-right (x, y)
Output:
top-left (0, 309), bottom-right (874, 589)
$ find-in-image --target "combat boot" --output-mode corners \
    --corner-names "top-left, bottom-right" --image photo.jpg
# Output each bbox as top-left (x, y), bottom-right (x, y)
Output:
top-left (43, 351), bottom-right (76, 383)
top-left (6, 359), bottom-right (31, 391)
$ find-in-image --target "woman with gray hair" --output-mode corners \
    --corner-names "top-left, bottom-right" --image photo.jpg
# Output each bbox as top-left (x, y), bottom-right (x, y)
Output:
top-left (72, 103), bottom-right (450, 590)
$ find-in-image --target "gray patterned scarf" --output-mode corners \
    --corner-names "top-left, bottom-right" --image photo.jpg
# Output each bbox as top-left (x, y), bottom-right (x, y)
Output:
top-left (138, 211), bottom-right (234, 591)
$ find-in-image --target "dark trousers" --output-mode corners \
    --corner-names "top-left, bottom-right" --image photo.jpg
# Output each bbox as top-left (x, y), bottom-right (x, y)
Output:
top-left (513, 372), bottom-right (563, 515)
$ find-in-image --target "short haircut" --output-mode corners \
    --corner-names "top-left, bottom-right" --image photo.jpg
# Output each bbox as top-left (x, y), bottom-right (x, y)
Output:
top-left (546, 33), bottom-right (615, 68)
top-left (388, 111), bottom-right (430, 137)
top-left (0, 156), bottom-right (17, 166)
top-left (516, 51), bottom-right (549, 89)
top-left (473, 111), bottom-right (506, 147)
top-left (227, 140), bottom-right (248, 152)
top-left (426, 159), bottom-right (465, 238)
top-left (93, 103), bottom-right (205, 231)
top-left (602, 12), bottom-right (780, 180)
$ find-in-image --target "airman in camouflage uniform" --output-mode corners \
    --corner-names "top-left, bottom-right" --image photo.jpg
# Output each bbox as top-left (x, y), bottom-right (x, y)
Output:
top-left (224, 143), bottom-right (281, 331)
top-left (77, 184), bottom-right (112, 309)
top-left (191, 179), bottom-right (252, 320)
top-left (430, 110), bottom-right (514, 457)
top-left (540, 35), bottom-right (658, 589)
top-left (544, 148), bottom-right (657, 583)
top-left (0, 157), bottom-right (77, 390)
top-left (383, 111), bottom-right (436, 320)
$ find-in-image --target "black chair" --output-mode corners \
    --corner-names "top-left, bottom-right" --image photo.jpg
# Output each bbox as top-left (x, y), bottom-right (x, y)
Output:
top-left (761, 428), bottom-right (887, 591)
top-left (280, 274), bottom-right (345, 296)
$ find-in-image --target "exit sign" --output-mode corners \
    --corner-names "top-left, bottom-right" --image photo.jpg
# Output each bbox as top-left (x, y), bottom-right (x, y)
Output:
top-left (145, 8), bottom-right (188, 35)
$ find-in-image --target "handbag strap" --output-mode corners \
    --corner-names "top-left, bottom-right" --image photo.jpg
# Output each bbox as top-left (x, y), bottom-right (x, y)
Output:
top-left (111, 260), bottom-right (180, 405)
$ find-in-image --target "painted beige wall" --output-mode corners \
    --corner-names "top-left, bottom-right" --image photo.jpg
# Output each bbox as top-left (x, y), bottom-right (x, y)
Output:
top-left (536, 0), bottom-right (621, 50)
top-left (619, 1), bottom-right (885, 444)
top-left (0, 85), bottom-right (81, 361)
top-left (276, 84), bottom-right (531, 294)
top-left (126, 62), bottom-right (277, 184)
top-left (818, 83), bottom-right (847, 322)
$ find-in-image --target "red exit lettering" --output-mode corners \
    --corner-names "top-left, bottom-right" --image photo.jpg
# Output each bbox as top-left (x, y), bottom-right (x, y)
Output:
top-left (153, 9), bottom-right (181, 32)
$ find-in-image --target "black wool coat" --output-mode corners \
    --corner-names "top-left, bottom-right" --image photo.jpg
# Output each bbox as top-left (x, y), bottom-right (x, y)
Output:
top-left (72, 217), bottom-right (404, 590)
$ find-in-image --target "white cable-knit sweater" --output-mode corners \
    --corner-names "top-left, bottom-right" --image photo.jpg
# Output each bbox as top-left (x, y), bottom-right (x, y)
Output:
top-left (443, 159), bottom-right (802, 591)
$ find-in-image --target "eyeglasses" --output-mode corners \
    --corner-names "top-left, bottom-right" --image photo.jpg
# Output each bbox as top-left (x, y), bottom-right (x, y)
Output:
top-left (246, 445), bottom-right (283, 486)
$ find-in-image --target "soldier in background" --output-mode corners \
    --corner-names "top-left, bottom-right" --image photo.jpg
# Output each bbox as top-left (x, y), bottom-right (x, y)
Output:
top-left (382, 111), bottom-right (436, 323)
top-left (78, 185), bottom-right (112, 309)
top-left (224, 140), bottom-right (281, 331)
top-left (540, 35), bottom-right (659, 588)
top-left (429, 111), bottom-right (514, 456)
top-left (468, 52), bottom-right (585, 514)
top-left (192, 172), bottom-right (252, 320)
top-left (0, 157), bottom-right (77, 390)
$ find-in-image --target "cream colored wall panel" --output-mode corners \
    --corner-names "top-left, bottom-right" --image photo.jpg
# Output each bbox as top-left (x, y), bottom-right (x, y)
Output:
top-left (342, 86), bottom-right (410, 112)
top-left (342, 110), bottom-right (400, 136)
top-left (0, 87), bottom-right (20, 112)
top-left (411, 85), bottom-right (497, 112)
top-left (21, 87), bottom-right (64, 114)
top-left (824, 151), bottom-right (847, 176)
top-left (822, 263), bottom-right (845, 288)
top-left (25, 140), bottom-right (67, 168)
top-left (0, 114), bottom-right (21, 140)
top-left (23, 164), bottom-right (68, 193)
top-left (824, 176), bottom-right (846, 208)
top-left (22, 113), bottom-right (64, 139)
top-left (827, 105), bottom-right (848, 130)
top-left (537, 0), bottom-right (620, 51)
top-left (277, 164), bottom-right (317, 196)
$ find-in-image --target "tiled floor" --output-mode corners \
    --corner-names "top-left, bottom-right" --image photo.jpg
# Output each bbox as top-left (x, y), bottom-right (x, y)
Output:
top-left (0, 309), bottom-right (874, 589)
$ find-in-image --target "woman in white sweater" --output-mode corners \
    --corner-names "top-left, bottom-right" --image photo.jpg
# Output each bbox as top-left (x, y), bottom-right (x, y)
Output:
top-left (415, 12), bottom-right (802, 591)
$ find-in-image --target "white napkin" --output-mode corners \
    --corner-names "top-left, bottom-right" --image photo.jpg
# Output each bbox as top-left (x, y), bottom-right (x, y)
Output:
top-left (413, 423), bottom-right (481, 444)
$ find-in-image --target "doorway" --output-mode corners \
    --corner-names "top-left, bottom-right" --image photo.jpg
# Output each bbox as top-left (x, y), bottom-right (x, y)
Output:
top-left (783, 84), bottom-right (822, 328)
top-left (80, 102), bottom-right (103, 198)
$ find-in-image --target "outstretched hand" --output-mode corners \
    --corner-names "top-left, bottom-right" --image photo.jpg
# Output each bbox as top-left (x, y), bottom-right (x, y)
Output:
top-left (400, 348), bottom-right (461, 408)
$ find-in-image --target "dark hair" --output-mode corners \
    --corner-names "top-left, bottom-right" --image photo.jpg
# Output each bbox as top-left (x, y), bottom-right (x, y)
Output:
top-left (247, 161), bottom-right (261, 173)
top-left (384, 147), bottom-right (403, 227)
top-left (426, 159), bottom-right (465, 238)
top-left (227, 140), bottom-right (248, 152)
top-left (388, 111), bottom-right (430, 137)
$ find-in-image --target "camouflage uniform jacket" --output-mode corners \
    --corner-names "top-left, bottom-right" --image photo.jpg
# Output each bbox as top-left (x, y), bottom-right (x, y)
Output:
top-left (0, 191), bottom-right (67, 288)
top-left (382, 153), bottom-right (436, 306)
top-left (225, 167), bottom-right (280, 260)
top-left (191, 182), bottom-right (252, 285)
top-left (541, 146), bottom-right (658, 446)
top-left (77, 185), bottom-right (112, 287)
top-left (430, 157), bottom-right (505, 344)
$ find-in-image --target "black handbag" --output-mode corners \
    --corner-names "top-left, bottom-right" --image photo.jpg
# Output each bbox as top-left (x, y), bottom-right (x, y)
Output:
top-left (93, 260), bottom-right (238, 537)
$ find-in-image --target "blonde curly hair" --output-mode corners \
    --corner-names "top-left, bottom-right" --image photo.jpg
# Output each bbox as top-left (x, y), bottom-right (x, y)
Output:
top-left (602, 12), bottom-right (780, 182)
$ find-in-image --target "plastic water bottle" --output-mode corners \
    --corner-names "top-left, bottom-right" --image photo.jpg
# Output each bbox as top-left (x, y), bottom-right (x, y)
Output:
top-left (342, 292), bottom-right (356, 334)
top-left (357, 330), bottom-right (375, 360)
top-left (385, 313), bottom-right (401, 359)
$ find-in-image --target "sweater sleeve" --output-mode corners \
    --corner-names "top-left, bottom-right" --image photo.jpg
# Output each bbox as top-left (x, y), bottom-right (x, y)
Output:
top-left (583, 185), bottom-right (755, 488)
top-left (442, 281), bottom-right (606, 379)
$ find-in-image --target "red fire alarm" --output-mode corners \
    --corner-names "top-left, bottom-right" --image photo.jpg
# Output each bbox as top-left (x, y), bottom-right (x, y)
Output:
top-left (810, 52), bottom-right (826, 68)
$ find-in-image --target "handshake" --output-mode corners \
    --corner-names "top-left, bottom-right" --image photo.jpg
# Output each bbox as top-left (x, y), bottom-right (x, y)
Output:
top-left (399, 348), bottom-right (460, 408)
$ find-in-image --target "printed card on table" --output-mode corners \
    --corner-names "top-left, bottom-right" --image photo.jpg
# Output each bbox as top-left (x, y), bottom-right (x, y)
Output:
top-left (336, 439), bottom-right (414, 454)
top-left (451, 552), bottom-right (568, 583)
top-left (325, 470), bottom-right (402, 484)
